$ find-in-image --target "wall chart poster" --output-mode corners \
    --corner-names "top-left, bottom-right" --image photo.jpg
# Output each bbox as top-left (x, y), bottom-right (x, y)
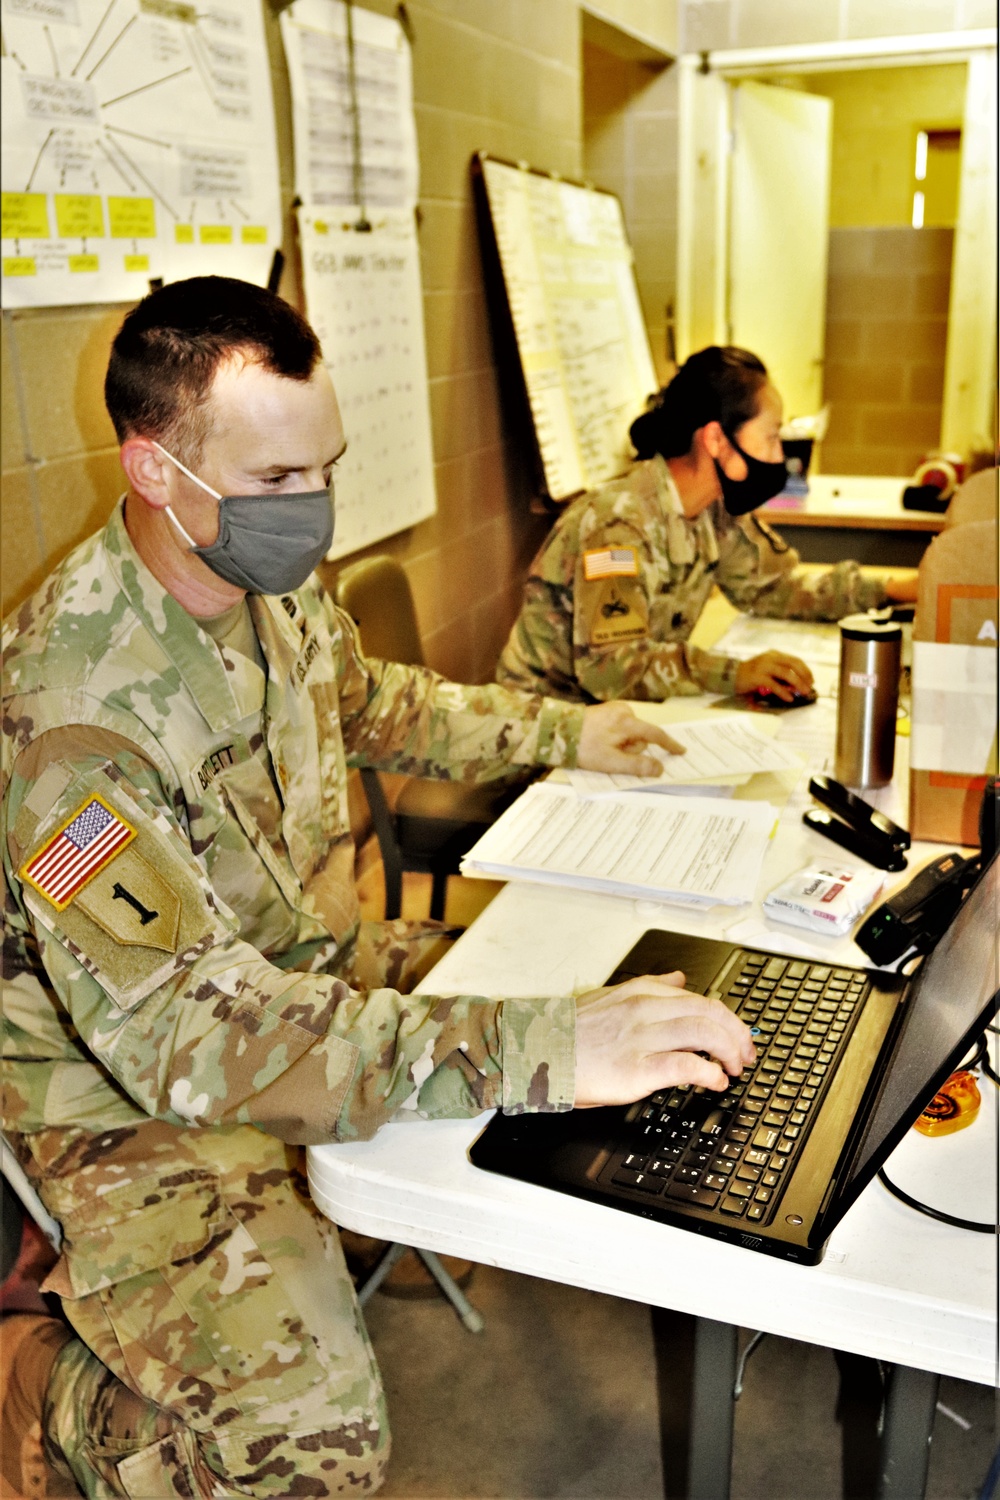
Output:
top-left (477, 155), bottom-right (658, 503)
top-left (1, 0), bottom-right (282, 309)
top-left (298, 208), bottom-right (436, 560)
top-left (280, 0), bottom-right (418, 210)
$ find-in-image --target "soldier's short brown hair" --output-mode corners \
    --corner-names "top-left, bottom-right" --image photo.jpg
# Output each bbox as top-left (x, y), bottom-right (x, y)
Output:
top-left (630, 346), bottom-right (768, 461)
top-left (105, 276), bottom-right (322, 464)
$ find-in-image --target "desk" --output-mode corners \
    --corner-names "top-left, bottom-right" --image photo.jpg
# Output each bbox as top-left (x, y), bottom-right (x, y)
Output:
top-left (309, 689), bottom-right (995, 1500)
top-left (763, 475), bottom-right (945, 567)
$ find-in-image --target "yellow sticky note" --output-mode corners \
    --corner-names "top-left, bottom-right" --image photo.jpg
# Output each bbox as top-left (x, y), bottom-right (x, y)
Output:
top-left (2, 193), bottom-right (49, 240)
top-left (68, 254), bottom-right (99, 273)
top-left (55, 194), bottom-right (104, 239)
top-left (108, 197), bottom-right (156, 238)
top-left (174, 223), bottom-right (194, 244)
top-left (124, 254), bottom-right (150, 272)
top-left (199, 224), bottom-right (232, 244)
top-left (241, 225), bottom-right (266, 244)
top-left (3, 257), bottom-right (37, 277)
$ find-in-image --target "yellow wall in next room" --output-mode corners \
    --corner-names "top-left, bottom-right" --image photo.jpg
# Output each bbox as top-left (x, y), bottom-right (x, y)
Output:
top-left (802, 63), bottom-right (967, 229)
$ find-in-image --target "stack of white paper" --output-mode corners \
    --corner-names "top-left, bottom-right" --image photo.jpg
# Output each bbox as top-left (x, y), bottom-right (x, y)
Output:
top-left (561, 715), bottom-right (802, 799)
top-left (461, 783), bottom-right (776, 908)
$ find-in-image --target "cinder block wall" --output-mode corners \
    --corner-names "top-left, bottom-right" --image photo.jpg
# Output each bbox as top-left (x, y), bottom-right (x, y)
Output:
top-left (822, 227), bottom-right (954, 476)
top-left (680, 0), bottom-right (995, 51)
top-left (1, 0), bottom-right (678, 690)
top-left (4, 0), bottom-right (986, 649)
top-left (583, 44), bottom-right (679, 390)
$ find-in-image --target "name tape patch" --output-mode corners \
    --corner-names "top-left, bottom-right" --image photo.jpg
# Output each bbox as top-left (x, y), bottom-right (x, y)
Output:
top-left (583, 546), bottom-right (638, 582)
top-left (21, 795), bottom-right (136, 911)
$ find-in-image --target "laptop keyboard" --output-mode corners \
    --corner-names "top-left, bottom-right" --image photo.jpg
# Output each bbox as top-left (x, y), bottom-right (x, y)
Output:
top-left (600, 953), bottom-right (869, 1223)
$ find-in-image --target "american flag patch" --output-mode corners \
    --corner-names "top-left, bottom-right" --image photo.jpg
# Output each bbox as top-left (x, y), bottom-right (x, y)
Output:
top-left (21, 796), bottom-right (136, 911)
top-left (582, 546), bottom-right (638, 581)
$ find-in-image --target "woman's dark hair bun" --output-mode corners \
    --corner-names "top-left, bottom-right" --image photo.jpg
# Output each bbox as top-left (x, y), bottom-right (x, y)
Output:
top-left (630, 345), bottom-right (768, 461)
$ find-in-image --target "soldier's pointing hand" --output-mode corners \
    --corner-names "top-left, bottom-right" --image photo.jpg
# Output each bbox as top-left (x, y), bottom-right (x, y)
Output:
top-left (577, 701), bottom-right (684, 777)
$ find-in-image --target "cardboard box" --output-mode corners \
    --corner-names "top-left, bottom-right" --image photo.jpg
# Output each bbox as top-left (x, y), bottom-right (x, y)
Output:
top-left (944, 465), bottom-right (997, 528)
top-left (910, 517), bottom-right (998, 844)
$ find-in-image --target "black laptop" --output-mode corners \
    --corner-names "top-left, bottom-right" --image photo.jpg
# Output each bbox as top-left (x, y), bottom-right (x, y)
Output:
top-left (470, 854), bottom-right (999, 1264)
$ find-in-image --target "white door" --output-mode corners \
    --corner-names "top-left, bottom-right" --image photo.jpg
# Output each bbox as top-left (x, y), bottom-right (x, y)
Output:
top-left (729, 80), bottom-right (832, 421)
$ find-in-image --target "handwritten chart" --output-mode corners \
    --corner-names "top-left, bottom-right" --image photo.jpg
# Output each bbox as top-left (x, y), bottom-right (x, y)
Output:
top-left (280, 0), bottom-right (418, 211)
top-left (299, 209), bottom-right (436, 559)
top-left (477, 154), bottom-right (658, 503)
top-left (1, 0), bottom-right (281, 308)
top-left (284, 2), bottom-right (431, 556)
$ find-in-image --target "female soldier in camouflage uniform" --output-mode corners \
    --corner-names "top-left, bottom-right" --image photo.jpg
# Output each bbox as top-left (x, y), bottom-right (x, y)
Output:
top-left (497, 346), bottom-right (916, 704)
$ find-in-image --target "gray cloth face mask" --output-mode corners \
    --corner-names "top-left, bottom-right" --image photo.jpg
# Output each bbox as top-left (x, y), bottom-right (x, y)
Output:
top-left (155, 442), bottom-right (335, 594)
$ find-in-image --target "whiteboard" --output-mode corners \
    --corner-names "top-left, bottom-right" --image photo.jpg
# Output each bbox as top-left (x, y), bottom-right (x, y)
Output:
top-left (0, 0), bottom-right (282, 309)
top-left (298, 208), bottom-right (436, 560)
top-left (476, 154), bottom-right (658, 503)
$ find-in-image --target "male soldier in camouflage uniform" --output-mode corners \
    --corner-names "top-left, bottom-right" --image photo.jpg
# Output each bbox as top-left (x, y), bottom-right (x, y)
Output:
top-left (1, 278), bottom-right (753, 1498)
top-left (497, 354), bottom-right (916, 704)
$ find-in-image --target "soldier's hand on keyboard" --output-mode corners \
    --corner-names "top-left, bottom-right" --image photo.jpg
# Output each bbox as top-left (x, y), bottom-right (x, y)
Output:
top-left (573, 971), bottom-right (756, 1107)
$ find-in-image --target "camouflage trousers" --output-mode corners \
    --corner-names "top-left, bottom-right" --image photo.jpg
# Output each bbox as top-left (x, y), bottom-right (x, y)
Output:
top-left (16, 918), bottom-right (459, 1499)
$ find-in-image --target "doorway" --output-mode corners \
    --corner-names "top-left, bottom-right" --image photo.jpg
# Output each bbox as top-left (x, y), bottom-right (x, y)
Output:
top-left (801, 63), bottom-right (965, 475)
top-left (677, 38), bottom-right (998, 475)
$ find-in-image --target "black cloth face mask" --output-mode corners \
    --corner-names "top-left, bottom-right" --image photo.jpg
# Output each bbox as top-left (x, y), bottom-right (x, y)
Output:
top-left (714, 436), bottom-right (788, 516)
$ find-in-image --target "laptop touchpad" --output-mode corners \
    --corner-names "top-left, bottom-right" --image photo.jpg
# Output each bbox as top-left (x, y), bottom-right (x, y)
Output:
top-left (607, 929), bottom-right (737, 997)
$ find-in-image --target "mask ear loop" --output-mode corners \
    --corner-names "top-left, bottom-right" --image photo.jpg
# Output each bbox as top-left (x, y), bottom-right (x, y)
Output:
top-left (151, 441), bottom-right (221, 552)
top-left (163, 505), bottom-right (200, 551)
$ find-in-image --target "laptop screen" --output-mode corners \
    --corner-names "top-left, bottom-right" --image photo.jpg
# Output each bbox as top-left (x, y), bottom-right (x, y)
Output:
top-left (837, 852), bottom-right (999, 1217)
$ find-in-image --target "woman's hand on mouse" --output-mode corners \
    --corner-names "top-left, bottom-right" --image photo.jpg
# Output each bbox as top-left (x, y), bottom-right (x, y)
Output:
top-left (735, 651), bottom-right (814, 703)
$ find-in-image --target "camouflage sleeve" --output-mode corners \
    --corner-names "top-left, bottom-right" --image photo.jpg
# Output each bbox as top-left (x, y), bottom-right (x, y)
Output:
top-left (569, 517), bottom-right (739, 701)
top-left (4, 739), bottom-right (576, 1145)
top-left (716, 511), bottom-right (889, 621)
top-left (326, 596), bottom-right (587, 775)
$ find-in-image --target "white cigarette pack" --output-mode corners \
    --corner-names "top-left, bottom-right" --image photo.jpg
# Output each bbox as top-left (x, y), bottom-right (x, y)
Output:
top-left (763, 864), bottom-right (885, 937)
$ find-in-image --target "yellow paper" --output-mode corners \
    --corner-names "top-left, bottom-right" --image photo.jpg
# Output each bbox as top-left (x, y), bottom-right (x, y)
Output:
top-left (108, 197), bottom-right (156, 239)
top-left (55, 195), bottom-right (104, 239)
top-left (2, 193), bottom-right (50, 240)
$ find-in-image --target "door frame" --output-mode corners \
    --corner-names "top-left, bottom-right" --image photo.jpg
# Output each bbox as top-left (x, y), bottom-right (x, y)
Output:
top-left (676, 28), bottom-right (998, 459)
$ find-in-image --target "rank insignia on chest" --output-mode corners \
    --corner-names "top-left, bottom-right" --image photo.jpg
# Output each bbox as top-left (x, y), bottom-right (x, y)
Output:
top-left (582, 546), bottom-right (639, 581)
top-left (21, 796), bottom-right (136, 911)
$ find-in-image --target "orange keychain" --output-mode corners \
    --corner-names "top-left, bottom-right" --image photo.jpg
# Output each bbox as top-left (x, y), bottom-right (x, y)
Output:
top-left (913, 1069), bottom-right (981, 1136)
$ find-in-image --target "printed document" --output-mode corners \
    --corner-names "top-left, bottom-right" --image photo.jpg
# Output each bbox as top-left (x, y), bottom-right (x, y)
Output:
top-left (461, 784), bottom-right (775, 906)
top-left (562, 715), bottom-right (802, 797)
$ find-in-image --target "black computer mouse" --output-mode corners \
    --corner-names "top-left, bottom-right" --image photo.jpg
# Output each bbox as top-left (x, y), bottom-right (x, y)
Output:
top-left (752, 688), bottom-right (817, 709)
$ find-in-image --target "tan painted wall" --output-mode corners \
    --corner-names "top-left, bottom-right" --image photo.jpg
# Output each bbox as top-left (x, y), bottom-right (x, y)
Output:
top-left (4, 0), bottom-right (987, 662)
top-left (681, 0), bottom-right (996, 52)
top-left (1, 0), bottom-right (678, 688)
top-left (583, 42), bottom-right (679, 389)
top-left (822, 226), bottom-right (953, 475)
top-left (803, 64), bottom-right (966, 228)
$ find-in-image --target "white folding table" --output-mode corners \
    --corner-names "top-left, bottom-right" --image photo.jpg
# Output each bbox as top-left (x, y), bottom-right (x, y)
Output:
top-left (309, 687), bottom-right (998, 1500)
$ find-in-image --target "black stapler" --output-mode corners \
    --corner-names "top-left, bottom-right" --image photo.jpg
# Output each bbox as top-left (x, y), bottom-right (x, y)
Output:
top-left (803, 774), bottom-right (910, 871)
